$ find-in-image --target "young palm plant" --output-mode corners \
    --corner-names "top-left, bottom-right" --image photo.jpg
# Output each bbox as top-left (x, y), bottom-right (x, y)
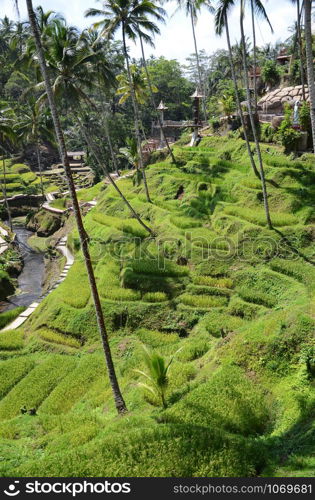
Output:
top-left (135, 346), bottom-right (178, 408)
top-left (24, 0), bottom-right (127, 415)
top-left (85, 0), bottom-right (158, 203)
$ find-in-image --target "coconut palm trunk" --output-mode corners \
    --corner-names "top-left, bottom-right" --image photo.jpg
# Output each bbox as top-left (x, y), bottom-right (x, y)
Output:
top-left (36, 140), bottom-right (45, 198)
top-left (240, 0), bottom-right (272, 229)
top-left (189, 4), bottom-right (207, 121)
top-left (139, 36), bottom-right (176, 163)
top-left (1, 156), bottom-right (13, 232)
top-left (224, 11), bottom-right (260, 179)
top-left (122, 22), bottom-right (151, 203)
top-left (77, 116), bottom-right (154, 236)
top-left (296, 0), bottom-right (306, 101)
top-left (304, 0), bottom-right (315, 153)
top-left (250, 0), bottom-right (258, 110)
top-left (25, 0), bottom-right (127, 415)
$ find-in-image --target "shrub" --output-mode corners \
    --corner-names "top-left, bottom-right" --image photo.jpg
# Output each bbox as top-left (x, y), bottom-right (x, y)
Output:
top-left (0, 356), bottom-right (76, 420)
top-left (0, 329), bottom-right (24, 350)
top-left (179, 294), bottom-right (228, 308)
top-left (37, 328), bottom-right (81, 348)
top-left (142, 292), bottom-right (168, 302)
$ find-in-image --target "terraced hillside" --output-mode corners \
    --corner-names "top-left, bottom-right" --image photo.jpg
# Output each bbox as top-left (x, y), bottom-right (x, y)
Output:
top-left (0, 136), bottom-right (314, 477)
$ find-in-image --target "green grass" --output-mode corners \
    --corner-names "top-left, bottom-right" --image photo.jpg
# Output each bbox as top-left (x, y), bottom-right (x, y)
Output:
top-left (179, 293), bottom-right (228, 309)
top-left (0, 356), bottom-right (76, 421)
top-left (0, 136), bottom-right (314, 478)
top-left (0, 308), bottom-right (25, 330)
top-left (0, 329), bottom-right (24, 350)
top-left (36, 328), bottom-right (81, 348)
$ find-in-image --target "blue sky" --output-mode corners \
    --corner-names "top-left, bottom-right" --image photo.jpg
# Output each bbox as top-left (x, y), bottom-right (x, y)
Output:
top-left (1, 0), bottom-right (297, 61)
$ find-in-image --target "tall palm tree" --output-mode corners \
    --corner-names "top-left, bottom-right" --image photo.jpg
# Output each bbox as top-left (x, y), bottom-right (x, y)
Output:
top-left (133, 2), bottom-right (176, 162)
top-left (0, 111), bottom-right (15, 232)
top-left (17, 98), bottom-right (54, 197)
top-left (31, 17), bottom-right (152, 235)
top-left (24, 0), bottom-right (127, 415)
top-left (85, 0), bottom-right (156, 203)
top-left (215, 0), bottom-right (260, 179)
top-left (172, 0), bottom-right (214, 120)
top-left (250, 0), bottom-right (273, 110)
top-left (239, 0), bottom-right (272, 228)
top-left (290, 0), bottom-right (306, 100)
top-left (304, 0), bottom-right (315, 153)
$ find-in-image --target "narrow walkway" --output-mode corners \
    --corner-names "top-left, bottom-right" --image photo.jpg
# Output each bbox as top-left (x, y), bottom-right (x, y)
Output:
top-left (0, 226), bottom-right (9, 255)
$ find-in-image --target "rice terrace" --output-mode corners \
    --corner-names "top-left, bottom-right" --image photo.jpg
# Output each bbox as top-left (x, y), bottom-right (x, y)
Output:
top-left (0, 0), bottom-right (314, 484)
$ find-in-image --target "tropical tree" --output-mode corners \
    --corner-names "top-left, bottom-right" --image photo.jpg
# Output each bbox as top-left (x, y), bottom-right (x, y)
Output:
top-left (240, 0), bottom-right (272, 228)
top-left (304, 0), bottom-right (315, 153)
top-left (16, 97), bottom-right (54, 197)
top-left (24, 0), bottom-right (127, 415)
top-left (116, 64), bottom-right (157, 104)
top-left (135, 3), bottom-right (176, 162)
top-left (216, 0), bottom-right (272, 228)
top-left (290, 0), bottom-right (306, 100)
top-left (135, 346), bottom-right (177, 408)
top-left (249, 0), bottom-right (273, 109)
top-left (171, 0), bottom-right (214, 120)
top-left (0, 106), bottom-right (16, 232)
top-left (86, 0), bottom-right (158, 203)
top-left (215, 0), bottom-right (260, 179)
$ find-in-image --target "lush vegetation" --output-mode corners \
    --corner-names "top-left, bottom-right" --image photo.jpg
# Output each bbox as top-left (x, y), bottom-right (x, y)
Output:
top-left (0, 135), bottom-right (314, 477)
top-left (0, 0), bottom-right (314, 480)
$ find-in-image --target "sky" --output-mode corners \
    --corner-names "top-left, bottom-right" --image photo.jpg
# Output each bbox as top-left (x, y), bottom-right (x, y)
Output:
top-left (0, 0), bottom-right (297, 62)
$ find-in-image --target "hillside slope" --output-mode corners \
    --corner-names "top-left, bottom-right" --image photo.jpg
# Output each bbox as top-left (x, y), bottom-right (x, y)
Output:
top-left (0, 137), bottom-right (314, 477)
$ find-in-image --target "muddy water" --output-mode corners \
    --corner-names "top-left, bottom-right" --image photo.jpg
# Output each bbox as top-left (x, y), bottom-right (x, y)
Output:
top-left (0, 223), bottom-right (45, 312)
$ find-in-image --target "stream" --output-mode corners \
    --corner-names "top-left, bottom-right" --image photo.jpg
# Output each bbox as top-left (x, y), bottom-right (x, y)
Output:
top-left (0, 222), bottom-right (45, 312)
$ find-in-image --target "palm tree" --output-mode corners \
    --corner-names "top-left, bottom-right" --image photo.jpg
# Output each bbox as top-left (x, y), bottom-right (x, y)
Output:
top-left (17, 97), bottom-right (54, 197)
top-left (216, 0), bottom-right (272, 228)
top-left (85, 0), bottom-right (155, 203)
top-left (304, 0), bottom-right (315, 153)
top-left (250, 0), bottom-right (273, 110)
top-left (116, 64), bottom-right (157, 104)
top-left (135, 346), bottom-right (177, 408)
top-left (24, 0), bottom-right (127, 415)
top-left (215, 0), bottom-right (260, 179)
top-left (0, 106), bottom-right (16, 232)
top-left (172, 0), bottom-right (214, 120)
top-left (240, 0), bottom-right (272, 228)
top-left (290, 0), bottom-right (306, 101)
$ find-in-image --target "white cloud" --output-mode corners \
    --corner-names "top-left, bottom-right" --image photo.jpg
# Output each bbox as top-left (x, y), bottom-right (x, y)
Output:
top-left (0, 0), bottom-right (296, 62)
